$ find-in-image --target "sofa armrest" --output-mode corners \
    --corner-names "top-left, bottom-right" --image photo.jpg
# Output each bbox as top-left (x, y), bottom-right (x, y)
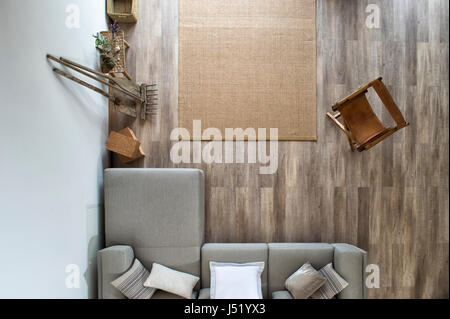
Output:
top-left (97, 245), bottom-right (134, 299)
top-left (332, 243), bottom-right (367, 299)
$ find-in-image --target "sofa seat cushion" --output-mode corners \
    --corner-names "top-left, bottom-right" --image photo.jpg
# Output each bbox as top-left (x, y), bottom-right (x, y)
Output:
top-left (105, 169), bottom-right (205, 283)
top-left (272, 290), bottom-right (293, 299)
top-left (151, 290), bottom-right (198, 299)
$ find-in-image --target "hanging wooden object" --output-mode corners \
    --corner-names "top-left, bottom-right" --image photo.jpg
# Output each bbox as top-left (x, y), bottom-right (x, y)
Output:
top-left (106, 127), bottom-right (145, 163)
top-left (47, 54), bottom-right (158, 119)
top-left (106, 0), bottom-right (138, 23)
top-left (117, 127), bottom-right (145, 163)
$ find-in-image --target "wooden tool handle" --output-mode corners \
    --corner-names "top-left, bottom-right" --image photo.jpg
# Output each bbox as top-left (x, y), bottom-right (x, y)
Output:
top-left (53, 57), bottom-right (143, 102)
top-left (52, 68), bottom-right (115, 101)
top-left (51, 55), bottom-right (112, 80)
top-left (47, 54), bottom-right (144, 102)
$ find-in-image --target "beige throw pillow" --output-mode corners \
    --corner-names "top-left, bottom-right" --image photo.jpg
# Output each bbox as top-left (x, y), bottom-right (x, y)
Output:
top-left (285, 262), bottom-right (326, 299)
top-left (143, 263), bottom-right (199, 299)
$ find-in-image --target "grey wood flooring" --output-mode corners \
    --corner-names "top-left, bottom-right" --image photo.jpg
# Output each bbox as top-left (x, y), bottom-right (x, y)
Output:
top-left (113, 0), bottom-right (449, 298)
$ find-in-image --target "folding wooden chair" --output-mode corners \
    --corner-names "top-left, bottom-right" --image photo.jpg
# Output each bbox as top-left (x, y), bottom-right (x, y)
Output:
top-left (327, 77), bottom-right (409, 152)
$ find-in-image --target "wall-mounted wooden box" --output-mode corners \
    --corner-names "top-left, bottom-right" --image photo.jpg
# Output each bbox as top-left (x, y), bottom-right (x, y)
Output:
top-left (107, 0), bottom-right (138, 23)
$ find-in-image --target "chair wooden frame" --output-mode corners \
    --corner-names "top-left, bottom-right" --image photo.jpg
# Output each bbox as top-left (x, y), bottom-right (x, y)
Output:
top-left (327, 77), bottom-right (409, 152)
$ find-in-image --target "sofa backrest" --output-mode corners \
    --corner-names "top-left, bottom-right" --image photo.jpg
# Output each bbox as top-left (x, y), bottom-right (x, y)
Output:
top-left (267, 243), bottom-right (334, 296)
top-left (104, 168), bottom-right (205, 280)
top-left (201, 243), bottom-right (269, 298)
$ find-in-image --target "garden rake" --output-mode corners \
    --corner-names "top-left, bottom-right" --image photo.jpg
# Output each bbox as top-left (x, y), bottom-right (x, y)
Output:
top-left (47, 54), bottom-right (157, 119)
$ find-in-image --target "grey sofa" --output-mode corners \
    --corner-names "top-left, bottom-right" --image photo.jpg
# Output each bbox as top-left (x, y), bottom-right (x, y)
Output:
top-left (98, 168), bottom-right (367, 299)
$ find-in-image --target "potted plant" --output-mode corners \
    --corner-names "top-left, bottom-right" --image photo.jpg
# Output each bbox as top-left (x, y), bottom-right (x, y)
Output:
top-left (93, 32), bottom-right (115, 73)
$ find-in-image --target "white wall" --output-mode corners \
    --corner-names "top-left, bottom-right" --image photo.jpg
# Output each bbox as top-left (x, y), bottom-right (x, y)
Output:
top-left (0, 0), bottom-right (109, 298)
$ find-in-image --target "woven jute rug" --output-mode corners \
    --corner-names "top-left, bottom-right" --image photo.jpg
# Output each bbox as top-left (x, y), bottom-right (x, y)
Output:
top-left (179, 0), bottom-right (316, 140)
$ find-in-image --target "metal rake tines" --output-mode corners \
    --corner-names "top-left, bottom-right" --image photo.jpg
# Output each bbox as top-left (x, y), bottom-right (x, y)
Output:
top-left (140, 84), bottom-right (159, 119)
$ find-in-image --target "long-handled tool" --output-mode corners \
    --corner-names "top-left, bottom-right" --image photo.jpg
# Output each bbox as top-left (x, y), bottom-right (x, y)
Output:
top-left (47, 54), bottom-right (157, 119)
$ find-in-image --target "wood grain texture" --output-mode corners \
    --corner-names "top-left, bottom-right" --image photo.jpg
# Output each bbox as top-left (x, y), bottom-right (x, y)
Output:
top-left (112, 0), bottom-right (449, 298)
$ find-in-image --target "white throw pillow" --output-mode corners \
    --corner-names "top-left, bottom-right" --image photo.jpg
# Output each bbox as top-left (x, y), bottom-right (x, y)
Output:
top-left (210, 262), bottom-right (265, 299)
top-left (143, 263), bottom-right (199, 299)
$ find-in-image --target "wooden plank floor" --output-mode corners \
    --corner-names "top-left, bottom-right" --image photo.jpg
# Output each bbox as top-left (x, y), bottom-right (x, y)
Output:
top-left (113, 0), bottom-right (449, 298)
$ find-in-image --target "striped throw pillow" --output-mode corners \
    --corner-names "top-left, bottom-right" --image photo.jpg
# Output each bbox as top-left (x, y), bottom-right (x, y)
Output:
top-left (111, 259), bottom-right (156, 299)
top-left (310, 263), bottom-right (348, 299)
